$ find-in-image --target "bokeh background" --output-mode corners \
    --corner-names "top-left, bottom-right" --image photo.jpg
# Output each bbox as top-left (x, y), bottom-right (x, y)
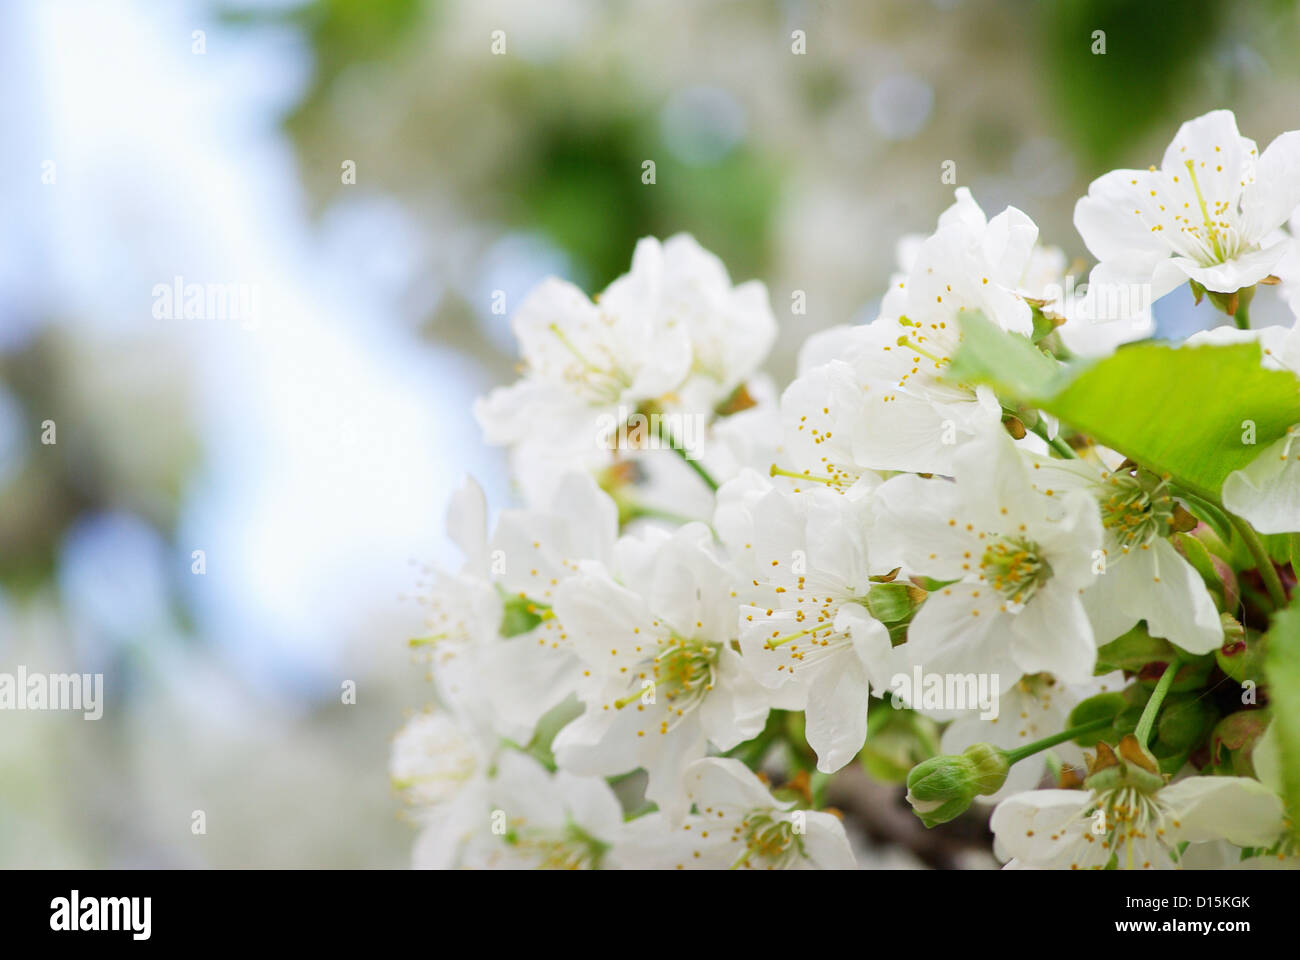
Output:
top-left (3, 0), bottom-right (1299, 868)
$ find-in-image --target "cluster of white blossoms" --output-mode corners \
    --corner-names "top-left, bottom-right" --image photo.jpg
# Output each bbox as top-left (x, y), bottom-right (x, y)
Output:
top-left (392, 111), bottom-right (1300, 870)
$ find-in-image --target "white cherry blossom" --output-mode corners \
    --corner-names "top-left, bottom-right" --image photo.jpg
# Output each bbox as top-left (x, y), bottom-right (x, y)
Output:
top-left (394, 716), bottom-right (623, 870)
top-left (389, 710), bottom-right (495, 869)
top-left (1021, 452), bottom-right (1223, 654)
top-left (714, 469), bottom-right (892, 772)
top-left (420, 473), bottom-right (618, 743)
top-left (474, 234), bottom-right (776, 500)
top-left (618, 757), bottom-right (855, 869)
top-left (781, 190), bottom-right (1049, 476)
top-left (992, 773), bottom-right (1285, 870)
top-left (395, 113), bottom-right (1300, 871)
top-left (450, 751), bottom-right (626, 870)
top-left (1074, 109), bottom-right (1300, 324)
top-left (550, 523), bottom-right (771, 821)
top-left (873, 427), bottom-right (1102, 689)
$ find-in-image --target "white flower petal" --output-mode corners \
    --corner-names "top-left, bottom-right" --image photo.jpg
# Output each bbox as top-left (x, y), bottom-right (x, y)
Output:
top-left (1244, 130), bottom-right (1300, 238)
top-left (990, 790), bottom-right (1100, 869)
top-left (803, 659), bottom-right (872, 773)
top-left (1163, 241), bottom-right (1289, 293)
top-left (1222, 430), bottom-right (1300, 534)
top-left (1008, 582), bottom-right (1095, 685)
top-left (798, 815), bottom-right (858, 869)
top-left (1115, 538), bottom-right (1223, 654)
top-left (1160, 776), bottom-right (1286, 848)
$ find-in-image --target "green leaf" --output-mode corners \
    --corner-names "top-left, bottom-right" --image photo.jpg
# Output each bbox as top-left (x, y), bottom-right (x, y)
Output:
top-left (1067, 691), bottom-right (1127, 745)
top-left (944, 314), bottom-right (1063, 398)
top-left (948, 314), bottom-right (1300, 501)
top-left (1094, 623), bottom-right (1175, 673)
top-left (1265, 533), bottom-right (1295, 565)
top-left (1265, 602), bottom-right (1300, 838)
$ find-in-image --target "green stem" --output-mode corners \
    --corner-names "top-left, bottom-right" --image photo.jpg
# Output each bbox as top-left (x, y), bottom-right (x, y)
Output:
top-left (1029, 419), bottom-right (1077, 459)
top-left (1234, 299), bottom-right (1251, 330)
top-left (623, 503), bottom-right (698, 528)
top-left (1229, 513), bottom-right (1287, 609)
top-left (810, 770), bottom-right (831, 809)
top-left (1134, 660), bottom-right (1179, 748)
top-left (655, 420), bottom-right (719, 492)
top-left (671, 444), bottom-right (719, 492)
top-left (1004, 715), bottom-right (1113, 765)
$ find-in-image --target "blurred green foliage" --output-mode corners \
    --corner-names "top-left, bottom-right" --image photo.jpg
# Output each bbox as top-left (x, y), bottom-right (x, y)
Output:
top-left (222, 0), bottom-right (429, 132)
top-left (225, 0), bottom-right (778, 292)
top-left (229, 0), bottom-right (1300, 304)
top-left (519, 110), bottom-right (780, 291)
top-left (1039, 0), bottom-right (1224, 165)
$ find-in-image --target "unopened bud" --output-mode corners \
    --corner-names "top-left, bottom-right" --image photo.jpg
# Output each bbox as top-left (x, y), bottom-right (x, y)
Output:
top-left (1215, 622), bottom-right (1266, 684)
top-left (905, 743), bottom-right (1009, 828)
top-left (1210, 711), bottom-right (1271, 778)
top-left (1155, 692), bottom-right (1218, 753)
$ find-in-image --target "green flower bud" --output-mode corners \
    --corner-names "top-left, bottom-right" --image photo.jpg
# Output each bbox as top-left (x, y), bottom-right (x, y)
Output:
top-left (1210, 711), bottom-right (1271, 778)
top-left (1172, 534), bottom-right (1239, 610)
top-left (1220, 614), bottom-right (1246, 646)
top-left (864, 581), bottom-right (918, 625)
top-left (905, 743), bottom-right (1009, 828)
top-left (1153, 748), bottom-right (1189, 777)
top-left (1184, 510), bottom-right (1235, 559)
top-left (1138, 657), bottom-right (1213, 694)
top-left (1155, 692), bottom-right (1219, 754)
top-left (1215, 624), bottom-right (1267, 685)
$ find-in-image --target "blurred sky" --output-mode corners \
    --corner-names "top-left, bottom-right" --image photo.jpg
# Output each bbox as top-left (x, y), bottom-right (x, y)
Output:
top-left (1, 0), bottom-right (486, 866)
top-left (2, 0), bottom-right (1299, 867)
